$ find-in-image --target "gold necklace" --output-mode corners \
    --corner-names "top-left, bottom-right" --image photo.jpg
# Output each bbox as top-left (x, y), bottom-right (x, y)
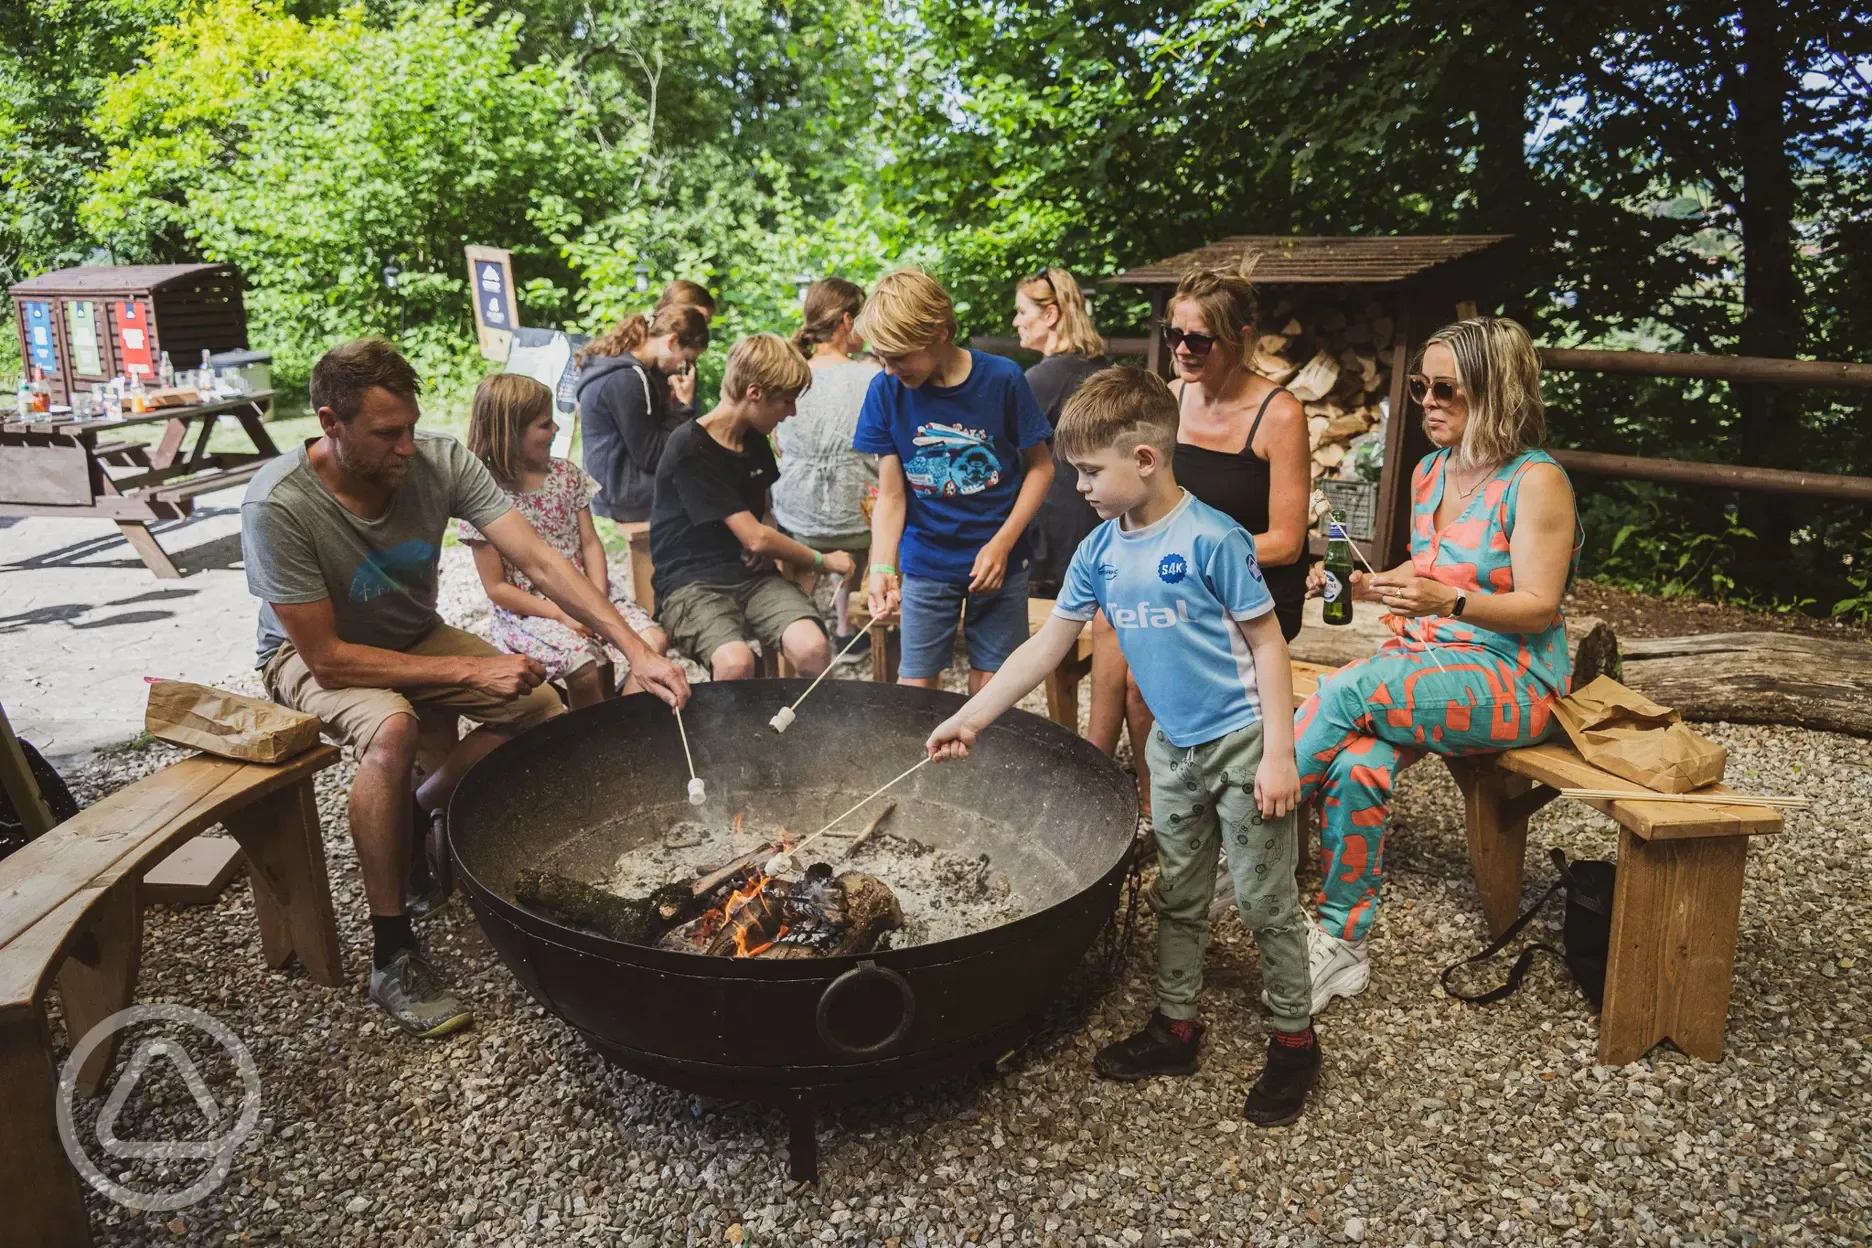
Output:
top-left (1450, 461), bottom-right (1493, 499)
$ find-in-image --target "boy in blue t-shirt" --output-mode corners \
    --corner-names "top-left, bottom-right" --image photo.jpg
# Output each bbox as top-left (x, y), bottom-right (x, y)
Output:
top-left (926, 366), bottom-right (1321, 1127)
top-left (853, 269), bottom-right (1054, 693)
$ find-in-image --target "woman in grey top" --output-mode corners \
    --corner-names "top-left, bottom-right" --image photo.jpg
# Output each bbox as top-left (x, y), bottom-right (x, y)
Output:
top-left (773, 277), bottom-right (881, 650)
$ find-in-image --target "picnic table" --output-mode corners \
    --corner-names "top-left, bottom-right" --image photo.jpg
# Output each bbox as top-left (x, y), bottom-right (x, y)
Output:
top-left (0, 390), bottom-right (279, 578)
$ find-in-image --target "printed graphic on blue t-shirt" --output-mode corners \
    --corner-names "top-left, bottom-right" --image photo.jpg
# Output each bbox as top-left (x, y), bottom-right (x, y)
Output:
top-left (852, 350), bottom-right (1053, 584)
top-left (1055, 492), bottom-right (1275, 747)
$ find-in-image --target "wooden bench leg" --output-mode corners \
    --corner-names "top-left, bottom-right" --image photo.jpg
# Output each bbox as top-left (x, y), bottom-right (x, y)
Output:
top-left (224, 780), bottom-right (345, 988)
top-left (57, 882), bottom-right (142, 1099)
top-left (114, 520), bottom-right (182, 579)
top-left (1600, 829), bottom-right (1747, 1065)
top-left (0, 1003), bottom-right (96, 1246)
top-left (1452, 762), bottom-right (1533, 937)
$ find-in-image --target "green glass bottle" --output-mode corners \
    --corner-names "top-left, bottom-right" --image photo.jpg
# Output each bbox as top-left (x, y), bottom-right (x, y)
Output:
top-left (1321, 520), bottom-right (1354, 627)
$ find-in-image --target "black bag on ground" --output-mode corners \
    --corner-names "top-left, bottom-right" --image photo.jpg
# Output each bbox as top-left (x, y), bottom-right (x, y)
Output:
top-left (1441, 848), bottom-right (1616, 1011)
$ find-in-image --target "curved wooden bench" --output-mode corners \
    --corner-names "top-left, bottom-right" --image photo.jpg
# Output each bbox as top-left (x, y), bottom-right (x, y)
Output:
top-left (0, 743), bottom-right (342, 1247)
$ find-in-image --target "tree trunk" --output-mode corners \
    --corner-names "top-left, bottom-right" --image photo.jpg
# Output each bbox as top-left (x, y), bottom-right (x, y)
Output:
top-left (1470, 2), bottom-right (1534, 320)
top-left (1732, 0), bottom-right (1804, 591)
top-left (1619, 632), bottom-right (1872, 738)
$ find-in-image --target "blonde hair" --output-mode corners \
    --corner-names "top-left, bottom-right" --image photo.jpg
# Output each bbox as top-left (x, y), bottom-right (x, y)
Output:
top-left (793, 277), bottom-right (865, 356)
top-left (1018, 268), bottom-right (1107, 358)
top-left (575, 303), bottom-right (710, 366)
top-left (1167, 251), bottom-right (1263, 362)
top-left (854, 268), bottom-right (957, 356)
top-left (722, 333), bottom-right (814, 402)
top-left (468, 373), bottom-right (555, 490)
top-left (1055, 366), bottom-right (1179, 460)
top-left (1415, 316), bottom-right (1547, 467)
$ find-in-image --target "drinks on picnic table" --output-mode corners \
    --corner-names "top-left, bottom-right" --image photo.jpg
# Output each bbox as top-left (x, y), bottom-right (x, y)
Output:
top-left (159, 350), bottom-right (175, 388)
top-left (1321, 520), bottom-right (1355, 627)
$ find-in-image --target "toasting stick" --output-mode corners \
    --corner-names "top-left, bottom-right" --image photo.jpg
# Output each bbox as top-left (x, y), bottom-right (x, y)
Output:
top-left (675, 704), bottom-right (705, 805)
top-left (764, 759), bottom-right (931, 876)
top-left (1331, 505), bottom-right (1449, 673)
top-left (770, 615), bottom-right (876, 732)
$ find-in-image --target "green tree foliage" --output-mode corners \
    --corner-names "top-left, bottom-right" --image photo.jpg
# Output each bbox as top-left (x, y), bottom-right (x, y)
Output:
top-left (1, 0), bottom-right (1866, 607)
top-left (81, 0), bottom-right (610, 383)
top-left (883, 0), bottom-right (1872, 601)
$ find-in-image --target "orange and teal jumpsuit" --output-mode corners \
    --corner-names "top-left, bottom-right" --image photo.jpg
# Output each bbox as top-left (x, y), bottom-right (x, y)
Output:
top-left (1295, 448), bottom-right (1578, 942)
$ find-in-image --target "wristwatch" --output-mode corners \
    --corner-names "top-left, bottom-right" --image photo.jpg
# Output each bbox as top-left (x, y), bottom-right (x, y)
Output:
top-left (1451, 589), bottom-right (1468, 618)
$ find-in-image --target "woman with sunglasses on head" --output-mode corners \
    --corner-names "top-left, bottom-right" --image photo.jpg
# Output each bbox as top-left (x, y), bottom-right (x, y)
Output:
top-left (1287, 316), bottom-right (1580, 1016)
top-left (1013, 269), bottom-right (1109, 598)
top-left (1084, 258), bottom-right (1312, 809)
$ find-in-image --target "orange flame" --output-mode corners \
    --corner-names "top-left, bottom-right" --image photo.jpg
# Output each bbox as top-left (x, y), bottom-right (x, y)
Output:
top-left (716, 872), bottom-right (786, 958)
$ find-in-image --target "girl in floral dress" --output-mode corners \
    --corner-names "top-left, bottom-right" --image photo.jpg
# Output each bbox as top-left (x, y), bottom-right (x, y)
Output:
top-left (461, 375), bottom-right (667, 708)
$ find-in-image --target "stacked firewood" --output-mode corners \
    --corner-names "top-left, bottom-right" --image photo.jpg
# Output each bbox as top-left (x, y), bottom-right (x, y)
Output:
top-left (1251, 294), bottom-right (1397, 479)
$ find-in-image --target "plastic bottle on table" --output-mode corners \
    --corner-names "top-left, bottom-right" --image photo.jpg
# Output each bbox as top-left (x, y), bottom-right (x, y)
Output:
top-left (159, 351), bottom-right (174, 388)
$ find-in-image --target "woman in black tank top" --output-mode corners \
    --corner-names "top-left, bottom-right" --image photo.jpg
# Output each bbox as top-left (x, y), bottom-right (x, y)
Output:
top-left (1173, 382), bottom-right (1313, 639)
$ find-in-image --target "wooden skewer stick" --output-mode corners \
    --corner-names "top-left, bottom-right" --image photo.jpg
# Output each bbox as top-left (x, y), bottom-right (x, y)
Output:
top-left (674, 704), bottom-right (704, 804)
top-left (1327, 506), bottom-right (1448, 672)
top-left (771, 615), bottom-right (877, 732)
top-left (767, 759), bottom-right (931, 873)
top-left (1558, 787), bottom-right (1810, 809)
top-left (841, 801), bottom-right (896, 860)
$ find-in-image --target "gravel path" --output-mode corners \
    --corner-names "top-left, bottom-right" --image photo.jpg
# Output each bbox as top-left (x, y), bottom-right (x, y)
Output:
top-left (53, 550), bottom-right (1872, 1246)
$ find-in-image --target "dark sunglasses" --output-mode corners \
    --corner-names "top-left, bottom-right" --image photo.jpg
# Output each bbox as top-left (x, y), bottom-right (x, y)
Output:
top-left (1158, 323), bottom-right (1217, 357)
top-left (1407, 375), bottom-right (1463, 405)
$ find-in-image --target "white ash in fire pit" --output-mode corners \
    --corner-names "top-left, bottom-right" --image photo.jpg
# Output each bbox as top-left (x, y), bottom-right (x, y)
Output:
top-left (606, 815), bottom-right (1026, 949)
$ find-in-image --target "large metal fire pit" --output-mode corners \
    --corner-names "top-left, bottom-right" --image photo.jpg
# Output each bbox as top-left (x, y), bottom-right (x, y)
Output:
top-left (449, 679), bottom-right (1136, 1179)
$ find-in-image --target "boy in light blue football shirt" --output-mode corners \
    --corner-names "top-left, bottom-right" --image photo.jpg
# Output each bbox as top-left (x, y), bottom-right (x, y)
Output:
top-left (927, 365), bottom-right (1320, 1127)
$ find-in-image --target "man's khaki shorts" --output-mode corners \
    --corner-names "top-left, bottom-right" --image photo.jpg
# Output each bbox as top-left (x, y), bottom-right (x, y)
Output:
top-left (657, 575), bottom-right (822, 666)
top-left (262, 623), bottom-right (564, 756)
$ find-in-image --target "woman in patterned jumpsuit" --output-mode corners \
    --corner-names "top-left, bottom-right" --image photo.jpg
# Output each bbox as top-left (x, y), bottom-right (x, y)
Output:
top-left (1290, 316), bottom-right (1581, 1014)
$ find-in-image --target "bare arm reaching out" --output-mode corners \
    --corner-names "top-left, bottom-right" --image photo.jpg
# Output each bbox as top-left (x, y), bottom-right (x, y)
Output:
top-left (481, 510), bottom-right (691, 707)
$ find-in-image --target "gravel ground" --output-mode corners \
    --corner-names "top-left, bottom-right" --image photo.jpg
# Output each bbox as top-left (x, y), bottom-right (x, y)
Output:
top-left (50, 549), bottom-right (1872, 1246)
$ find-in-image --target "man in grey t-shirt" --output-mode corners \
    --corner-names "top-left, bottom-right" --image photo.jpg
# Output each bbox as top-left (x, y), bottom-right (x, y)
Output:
top-left (242, 339), bottom-right (689, 1037)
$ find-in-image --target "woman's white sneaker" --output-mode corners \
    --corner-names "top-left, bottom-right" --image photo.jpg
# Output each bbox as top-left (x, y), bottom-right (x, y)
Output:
top-left (1305, 924), bottom-right (1369, 1013)
top-left (1262, 923), bottom-right (1370, 1015)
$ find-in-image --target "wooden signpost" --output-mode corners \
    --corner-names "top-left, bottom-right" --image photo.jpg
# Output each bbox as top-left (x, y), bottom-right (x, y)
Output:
top-left (465, 245), bottom-right (518, 362)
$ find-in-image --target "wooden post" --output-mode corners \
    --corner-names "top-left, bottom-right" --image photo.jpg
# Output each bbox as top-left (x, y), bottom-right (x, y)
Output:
top-left (1146, 289), bottom-right (1170, 379)
top-left (0, 1003), bottom-right (95, 1247)
top-left (56, 881), bottom-right (143, 1098)
top-left (1374, 299), bottom-right (1419, 568)
top-left (1600, 829), bottom-right (1749, 1064)
top-left (223, 780), bottom-right (345, 987)
top-left (619, 521), bottom-right (655, 617)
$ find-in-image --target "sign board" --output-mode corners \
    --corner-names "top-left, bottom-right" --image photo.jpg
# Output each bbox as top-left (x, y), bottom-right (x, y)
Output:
top-left (66, 300), bottom-right (104, 375)
top-left (22, 300), bottom-right (59, 376)
top-left (117, 299), bottom-right (154, 378)
top-left (465, 245), bottom-right (517, 362)
top-left (503, 328), bottom-right (592, 458)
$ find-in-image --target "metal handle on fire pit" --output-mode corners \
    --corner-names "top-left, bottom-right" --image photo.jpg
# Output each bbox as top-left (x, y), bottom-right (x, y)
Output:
top-left (815, 960), bottom-right (916, 1058)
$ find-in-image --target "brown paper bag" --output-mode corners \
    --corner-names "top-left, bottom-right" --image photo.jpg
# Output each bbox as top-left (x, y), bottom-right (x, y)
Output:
top-left (1552, 675), bottom-right (1726, 793)
top-left (145, 680), bottom-right (321, 764)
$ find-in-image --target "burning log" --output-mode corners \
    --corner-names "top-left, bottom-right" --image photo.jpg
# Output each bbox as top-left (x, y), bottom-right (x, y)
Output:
top-left (827, 872), bottom-right (904, 955)
top-left (696, 866), bottom-right (903, 959)
top-left (514, 870), bottom-right (699, 945)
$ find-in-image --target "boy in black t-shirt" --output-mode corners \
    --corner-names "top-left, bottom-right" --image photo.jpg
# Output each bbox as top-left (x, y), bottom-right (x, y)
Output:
top-left (649, 334), bottom-right (857, 679)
